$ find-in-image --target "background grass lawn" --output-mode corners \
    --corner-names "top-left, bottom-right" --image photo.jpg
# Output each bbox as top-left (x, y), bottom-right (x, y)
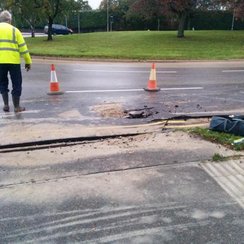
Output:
top-left (26, 30), bottom-right (244, 60)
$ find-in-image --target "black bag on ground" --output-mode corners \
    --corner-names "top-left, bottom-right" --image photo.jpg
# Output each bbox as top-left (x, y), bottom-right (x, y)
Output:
top-left (209, 115), bottom-right (244, 136)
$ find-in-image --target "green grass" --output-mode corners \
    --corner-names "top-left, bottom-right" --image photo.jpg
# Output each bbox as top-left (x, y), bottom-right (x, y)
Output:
top-left (211, 153), bottom-right (241, 162)
top-left (26, 30), bottom-right (244, 60)
top-left (212, 153), bottom-right (226, 162)
top-left (188, 127), bottom-right (244, 151)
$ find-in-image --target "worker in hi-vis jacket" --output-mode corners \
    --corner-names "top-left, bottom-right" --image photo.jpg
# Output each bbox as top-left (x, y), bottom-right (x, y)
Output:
top-left (0, 10), bottom-right (32, 113)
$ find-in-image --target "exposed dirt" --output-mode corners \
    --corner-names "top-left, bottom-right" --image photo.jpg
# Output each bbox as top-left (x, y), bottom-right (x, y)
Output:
top-left (91, 103), bottom-right (126, 118)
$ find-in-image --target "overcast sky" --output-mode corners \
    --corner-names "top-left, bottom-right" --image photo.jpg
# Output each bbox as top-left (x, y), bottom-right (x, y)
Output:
top-left (88, 0), bottom-right (101, 9)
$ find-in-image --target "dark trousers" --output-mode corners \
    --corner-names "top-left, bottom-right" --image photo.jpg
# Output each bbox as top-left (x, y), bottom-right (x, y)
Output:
top-left (0, 64), bottom-right (22, 97)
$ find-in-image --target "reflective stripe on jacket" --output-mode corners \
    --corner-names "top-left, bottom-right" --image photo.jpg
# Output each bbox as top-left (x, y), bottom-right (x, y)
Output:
top-left (0, 22), bottom-right (32, 64)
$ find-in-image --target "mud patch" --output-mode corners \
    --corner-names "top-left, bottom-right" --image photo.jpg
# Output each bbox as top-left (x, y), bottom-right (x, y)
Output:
top-left (91, 103), bottom-right (159, 119)
top-left (91, 103), bottom-right (126, 118)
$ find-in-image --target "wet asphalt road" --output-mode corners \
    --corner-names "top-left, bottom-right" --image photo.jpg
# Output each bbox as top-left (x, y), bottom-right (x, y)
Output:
top-left (0, 59), bottom-right (243, 126)
top-left (0, 60), bottom-right (244, 243)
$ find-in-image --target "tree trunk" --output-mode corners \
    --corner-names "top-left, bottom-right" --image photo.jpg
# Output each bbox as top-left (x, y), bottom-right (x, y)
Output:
top-left (24, 19), bottom-right (35, 38)
top-left (47, 17), bottom-right (53, 41)
top-left (30, 25), bottom-right (35, 38)
top-left (177, 12), bottom-right (187, 38)
top-left (31, 29), bottom-right (35, 38)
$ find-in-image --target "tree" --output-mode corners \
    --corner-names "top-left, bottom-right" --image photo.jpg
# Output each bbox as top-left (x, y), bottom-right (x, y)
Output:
top-left (127, 0), bottom-right (197, 37)
top-left (162, 0), bottom-right (198, 37)
top-left (128, 0), bottom-right (164, 21)
top-left (127, 0), bottom-right (227, 37)
top-left (196, 0), bottom-right (224, 9)
top-left (40, 0), bottom-right (64, 41)
top-left (99, 0), bottom-right (132, 31)
top-left (218, 0), bottom-right (244, 30)
top-left (38, 0), bottom-right (89, 41)
top-left (221, 0), bottom-right (244, 19)
top-left (8, 0), bottom-right (43, 37)
top-left (234, 1), bottom-right (244, 19)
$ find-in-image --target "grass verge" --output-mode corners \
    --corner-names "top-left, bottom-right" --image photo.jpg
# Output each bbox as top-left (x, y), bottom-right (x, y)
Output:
top-left (211, 153), bottom-right (242, 162)
top-left (26, 30), bottom-right (244, 60)
top-left (187, 127), bottom-right (244, 151)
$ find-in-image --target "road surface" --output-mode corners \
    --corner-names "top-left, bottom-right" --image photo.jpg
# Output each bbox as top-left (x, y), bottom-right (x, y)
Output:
top-left (0, 60), bottom-right (243, 242)
top-left (1, 59), bottom-right (244, 124)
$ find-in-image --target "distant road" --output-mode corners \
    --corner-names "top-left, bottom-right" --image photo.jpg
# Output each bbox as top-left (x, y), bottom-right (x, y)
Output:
top-left (22, 32), bottom-right (46, 38)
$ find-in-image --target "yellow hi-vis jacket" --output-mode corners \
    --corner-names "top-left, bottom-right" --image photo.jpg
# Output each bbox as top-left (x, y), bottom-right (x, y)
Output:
top-left (0, 22), bottom-right (32, 64)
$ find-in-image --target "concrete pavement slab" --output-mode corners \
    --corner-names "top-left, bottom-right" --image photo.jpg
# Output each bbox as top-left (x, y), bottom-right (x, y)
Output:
top-left (0, 156), bottom-right (243, 243)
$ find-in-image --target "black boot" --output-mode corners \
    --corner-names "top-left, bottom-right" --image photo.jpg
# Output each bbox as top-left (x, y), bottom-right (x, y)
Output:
top-left (12, 95), bottom-right (25, 113)
top-left (2, 93), bottom-right (9, 112)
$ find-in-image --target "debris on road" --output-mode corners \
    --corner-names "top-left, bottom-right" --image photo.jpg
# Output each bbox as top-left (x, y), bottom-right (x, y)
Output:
top-left (125, 106), bottom-right (155, 119)
top-left (124, 105), bottom-right (161, 119)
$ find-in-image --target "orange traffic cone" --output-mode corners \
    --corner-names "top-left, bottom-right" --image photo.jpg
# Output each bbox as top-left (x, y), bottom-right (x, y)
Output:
top-left (47, 64), bottom-right (64, 95)
top-left (144, 63), bottom-right (160, 92)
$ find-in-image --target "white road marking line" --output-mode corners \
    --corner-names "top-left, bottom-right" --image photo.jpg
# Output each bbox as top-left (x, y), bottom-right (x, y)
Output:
top-left (65, 87), bottom-right (203, 93)
top-left (73, 69), bottom-right (177, 74)
top-left (66, 89), bottom-right (142, 93)
top-left (201, 161), bottom-right (244, 209)
top-left (222, 70), bottom-right (244, 73)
